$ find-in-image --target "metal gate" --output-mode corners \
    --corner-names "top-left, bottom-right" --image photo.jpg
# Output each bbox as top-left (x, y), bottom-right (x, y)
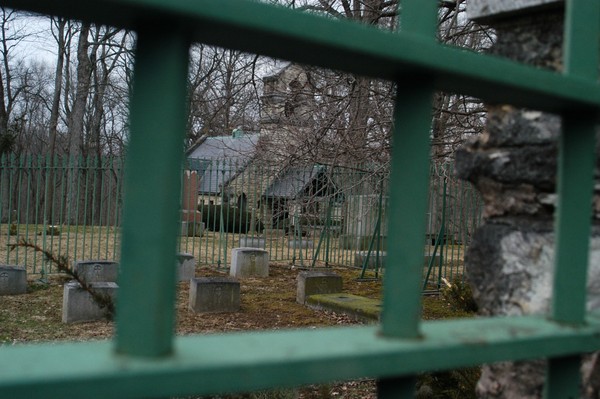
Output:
top-left (0, 0), bottom-right (599, 398)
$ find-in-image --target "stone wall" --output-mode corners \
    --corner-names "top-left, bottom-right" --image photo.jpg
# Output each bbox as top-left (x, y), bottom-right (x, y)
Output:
top-left (458, 4), bottom-right (600, 398)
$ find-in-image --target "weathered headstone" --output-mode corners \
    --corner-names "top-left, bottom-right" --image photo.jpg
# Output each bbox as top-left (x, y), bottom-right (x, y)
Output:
top-left (73, 260), bottom-right (119, 283)
top-left (62, 281), bottom-right (118, 323)
top-left (181, 170), bottom-right (203, 237)
top-left (230, 248), bottom-right (269, 278)
top-left (0, 265), bottom-right (27, 296)
top-left (176, 253), bottom-right (196, 281)
top-left (296, 271), bottom-right (343, 304)
top-left (189, 277), bottom-right (240, 313)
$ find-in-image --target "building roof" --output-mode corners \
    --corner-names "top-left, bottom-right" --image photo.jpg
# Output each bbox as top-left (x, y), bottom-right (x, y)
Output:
top-left (187, 133), bottom-right (259, 161)
top-left (187, 133), bottom-right (260, 194)
top-left (264, 165), bottom-right (330, 199)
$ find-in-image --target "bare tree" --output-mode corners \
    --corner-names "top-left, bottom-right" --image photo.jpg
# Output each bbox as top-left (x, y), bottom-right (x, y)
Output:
top-left (187, 46), bottom-right (261, 144)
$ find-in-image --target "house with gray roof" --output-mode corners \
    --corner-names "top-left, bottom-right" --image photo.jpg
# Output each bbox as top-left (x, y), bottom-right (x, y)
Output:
top-left (186, 131), bottom-right (260, 196)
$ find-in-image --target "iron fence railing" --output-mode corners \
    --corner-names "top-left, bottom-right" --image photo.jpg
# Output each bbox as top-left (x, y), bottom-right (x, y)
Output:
top-left (0, 155), bottom-right (482, 287)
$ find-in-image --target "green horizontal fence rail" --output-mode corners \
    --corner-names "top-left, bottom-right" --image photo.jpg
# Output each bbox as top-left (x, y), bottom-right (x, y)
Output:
top-left (0, 155), bottom-right (481, 287)
top-left (0, 0), bottom-right (598, 398)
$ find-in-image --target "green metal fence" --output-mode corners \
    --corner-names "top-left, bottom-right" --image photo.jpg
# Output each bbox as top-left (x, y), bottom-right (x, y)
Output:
top-left (0, 155), bottom-right (123, 277)
top-left (1, 155), bottom-right (481, 287)
top-left (0, 0), bottom-right (599, 398)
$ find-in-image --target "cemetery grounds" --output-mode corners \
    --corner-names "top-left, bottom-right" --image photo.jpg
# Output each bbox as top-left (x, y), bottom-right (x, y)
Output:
top-left (0, 225), bottom-right (475, 398)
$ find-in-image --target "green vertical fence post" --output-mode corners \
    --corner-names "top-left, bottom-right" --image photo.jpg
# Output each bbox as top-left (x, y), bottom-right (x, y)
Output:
top-left (545, 0), bottom-right (600, 397)
top-left (379, 0), bottom-right (438, 397)
top-left (115, 28), bottom-right (189, 358)
top-left (381, 0), bottom-right (437, 337)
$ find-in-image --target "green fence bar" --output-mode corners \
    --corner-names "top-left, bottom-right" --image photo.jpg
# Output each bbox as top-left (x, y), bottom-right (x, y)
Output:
top-left (115, 28), bottom-right (190, 358)
top-left (1, 1), bottom-right (599, 397)
top-left (380, 0), bottom-right (437, 340)
top-left (545, 1), bottom-right (600, 398)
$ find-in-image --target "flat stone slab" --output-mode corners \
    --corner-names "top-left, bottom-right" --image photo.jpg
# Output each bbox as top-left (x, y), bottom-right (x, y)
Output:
top-left (468, 0), bottom-right (562, 23)
top-left (73, 260), bottom-right (119, 283)
top-left (305, 293), bottom-right (381, 323)
top-left (296, 271), bottom-right (343, 304)
top-left (189, 277), bottom-right (240, 313)
top-left (176, 253), bottom-right (196, 281)
top-left (230, 248), bottom-right (269, 278)
top-left (62, 281), bottom-right (118, 323)
top-left (0, 265), bottom-right (26, 295)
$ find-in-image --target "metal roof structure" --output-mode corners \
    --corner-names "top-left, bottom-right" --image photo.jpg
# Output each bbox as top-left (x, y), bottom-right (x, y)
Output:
top-left (263, 165), bottom-right (340, 200)
top-left (187, 133), bottom-right (260, 194)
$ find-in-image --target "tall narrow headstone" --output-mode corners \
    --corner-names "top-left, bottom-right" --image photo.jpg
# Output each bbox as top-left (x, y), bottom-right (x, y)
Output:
top-left (176, 253), bottom-right (195, 281)
top-left (181, 170), bottom-right (203, 237)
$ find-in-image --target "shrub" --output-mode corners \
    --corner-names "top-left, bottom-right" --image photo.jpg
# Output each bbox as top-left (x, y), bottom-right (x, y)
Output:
top-left (440, 277), bottom-right (478, 313)
top-left (199, 204), bottom-right (264, 234)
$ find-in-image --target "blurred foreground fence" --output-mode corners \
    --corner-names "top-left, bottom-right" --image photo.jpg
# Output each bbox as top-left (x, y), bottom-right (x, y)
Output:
top-left (0, 155), bottom-right (482, 288)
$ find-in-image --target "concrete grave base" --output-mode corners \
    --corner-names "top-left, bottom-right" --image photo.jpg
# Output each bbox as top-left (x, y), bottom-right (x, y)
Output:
top-left (176, 253), bottom-right (196, 281)
top-left (189, 277), bottom-right (240, 313)
top-left (296, 271), bottom-right (343, 304)
top-left (73, 260), bottom-right (119, 283)
top-left (238, 236), bottom-right (266, 249)
top-left (62, 281), bottom-right (118, 323)
top-left (0, 265), bottom-right (27, 295)
top-left (230, 248), bottom-right (269, 278)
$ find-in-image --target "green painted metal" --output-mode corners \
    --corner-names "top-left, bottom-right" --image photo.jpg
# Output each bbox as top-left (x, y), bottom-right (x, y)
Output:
top-left (380, 0), bottom-right (436, 340)
top-left (2, 314), bottom-right (600, 398)
top-left (115, 29), bottom-right (190, 357)
top-left (379, 1), bottom-right (437, 395)
top-left (0, 0), bottom-right (599, 397)
top-left (552, 0), bottom-right (599, 326)
top-left (545, 1), bottom-right (600, 397)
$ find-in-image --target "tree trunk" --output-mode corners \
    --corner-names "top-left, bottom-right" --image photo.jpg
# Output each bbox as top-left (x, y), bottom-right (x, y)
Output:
top-left (67, 22), bottom-right (92, 225)
top-left (46, 17), bottom-right (66, 224)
